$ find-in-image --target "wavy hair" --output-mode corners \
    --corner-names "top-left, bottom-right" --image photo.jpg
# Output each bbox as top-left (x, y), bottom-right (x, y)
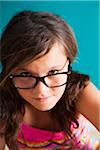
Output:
top-left (0, 11), bottom-right (89, 149)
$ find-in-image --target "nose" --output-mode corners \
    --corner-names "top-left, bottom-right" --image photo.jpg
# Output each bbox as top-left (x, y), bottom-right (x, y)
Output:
top-left (33, 81), bottom-right (49, 97)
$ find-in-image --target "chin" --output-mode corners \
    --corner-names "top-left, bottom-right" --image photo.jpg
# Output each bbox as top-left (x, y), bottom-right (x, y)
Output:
top-left (35, 104), bottom-right (56, 112)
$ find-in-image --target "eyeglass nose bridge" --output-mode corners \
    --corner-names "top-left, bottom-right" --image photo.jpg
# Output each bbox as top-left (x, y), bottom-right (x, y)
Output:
top-left (33, 76), bottom-right (48, 88)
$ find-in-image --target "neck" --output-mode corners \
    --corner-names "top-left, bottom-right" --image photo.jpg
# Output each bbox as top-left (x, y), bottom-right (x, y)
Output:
top-left (23, 103), bottom-right (61, 131)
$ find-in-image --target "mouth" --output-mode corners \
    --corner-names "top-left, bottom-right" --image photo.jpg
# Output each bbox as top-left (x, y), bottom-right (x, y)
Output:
top-left (33, 97), bottom-right (51, 102)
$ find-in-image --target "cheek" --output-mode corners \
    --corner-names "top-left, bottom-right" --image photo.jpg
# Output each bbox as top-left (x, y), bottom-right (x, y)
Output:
top-left (17, 90), bottom-right (31, 102)
top-left (53, 85), bottom-right (66, 101)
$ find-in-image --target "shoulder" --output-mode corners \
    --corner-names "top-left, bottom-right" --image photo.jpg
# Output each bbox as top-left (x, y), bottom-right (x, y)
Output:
top-left (78, 81), bottom-right (100, 100)
top-left (76, 81), bottom-right (100, 130)
top-left (77, 81), bottom-right (100, 109)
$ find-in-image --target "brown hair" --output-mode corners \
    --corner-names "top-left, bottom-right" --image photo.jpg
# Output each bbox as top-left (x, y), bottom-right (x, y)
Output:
top-left (0, 10), bottom-right (89, 149)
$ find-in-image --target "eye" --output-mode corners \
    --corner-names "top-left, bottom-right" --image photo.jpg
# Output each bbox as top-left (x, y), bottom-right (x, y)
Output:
top-left (19, 71), bottom-right (32, 77)
top-left (48, 70), bottom-right (59, 75)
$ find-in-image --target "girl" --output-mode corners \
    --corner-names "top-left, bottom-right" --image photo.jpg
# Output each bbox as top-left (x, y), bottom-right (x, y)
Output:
top-left (0, 11), bottom-right (99, 150)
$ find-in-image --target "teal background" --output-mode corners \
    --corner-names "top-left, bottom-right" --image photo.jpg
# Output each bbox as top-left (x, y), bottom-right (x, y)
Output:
top-left (0, 1), bottom-right (99, 88)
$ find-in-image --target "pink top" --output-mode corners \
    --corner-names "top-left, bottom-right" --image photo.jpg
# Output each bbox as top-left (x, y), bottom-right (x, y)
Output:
top-left (17, 115), bottom-right (92, 149)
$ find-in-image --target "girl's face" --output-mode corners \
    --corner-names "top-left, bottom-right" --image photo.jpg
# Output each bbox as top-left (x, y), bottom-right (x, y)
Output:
top-left (14, 42), bottom-right (69, 111)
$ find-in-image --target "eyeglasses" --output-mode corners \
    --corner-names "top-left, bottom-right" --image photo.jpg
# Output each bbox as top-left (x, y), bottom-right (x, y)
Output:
top-left (9, 59), bottom-right (71, 89)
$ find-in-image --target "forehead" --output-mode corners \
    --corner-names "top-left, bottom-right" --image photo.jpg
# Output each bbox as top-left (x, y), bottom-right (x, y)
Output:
top-left (16, 42), bottom-right (68, 74)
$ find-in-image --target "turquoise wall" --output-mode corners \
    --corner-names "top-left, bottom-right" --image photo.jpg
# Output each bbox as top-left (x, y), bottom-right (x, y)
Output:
top-left (0, 1), bottom-right (99, 88)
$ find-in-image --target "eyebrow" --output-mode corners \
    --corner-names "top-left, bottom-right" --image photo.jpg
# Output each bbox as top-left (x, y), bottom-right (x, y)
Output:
top-left (14, 64), bottom-right (65, 75)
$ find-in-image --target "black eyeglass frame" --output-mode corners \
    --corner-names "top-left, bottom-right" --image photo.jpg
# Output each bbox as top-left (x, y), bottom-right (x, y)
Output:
top-left (9, 58), bottom-right (72, 89)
